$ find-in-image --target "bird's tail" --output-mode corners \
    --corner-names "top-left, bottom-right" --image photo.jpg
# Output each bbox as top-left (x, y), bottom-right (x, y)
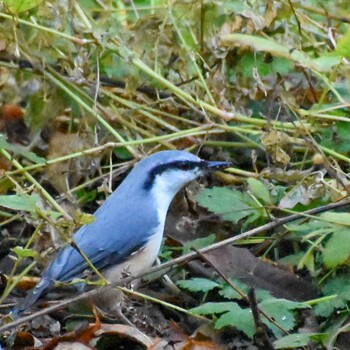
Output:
top-left (11, 277), bottom-right (52, 319)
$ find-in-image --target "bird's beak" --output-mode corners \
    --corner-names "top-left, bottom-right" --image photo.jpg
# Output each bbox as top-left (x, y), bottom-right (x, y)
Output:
top-left (203, 160), bottom-right (231, 171)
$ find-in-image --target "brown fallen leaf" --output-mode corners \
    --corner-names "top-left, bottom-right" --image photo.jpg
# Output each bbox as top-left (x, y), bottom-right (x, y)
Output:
top-left (35, 306), bottom-right (100, 350)
top-left (188, 245), bottom-right (318, 302)
top-left (12, 331), bottom-right (38, 349)
top-left (45, 129), bottom-right (98, 194)
top-left (168, 321), bottom-right (224, 350)
top-left (94, 323), bottom-right (153, 348)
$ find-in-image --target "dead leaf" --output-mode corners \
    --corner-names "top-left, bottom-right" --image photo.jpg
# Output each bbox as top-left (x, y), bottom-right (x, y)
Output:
top-left (95, 323), bottom-right (153, 347)
top-left (168, 321), bottom-right (224, 350)
top-left (279, 182), bottom-right (325, 209)
top-left (45, 128), bottom-right (98, 194)
top-left (261, 131), bottom-right (291, 166)
top-left (13, 331), bottom-right (42, 349)
top-left (74, 304), bottom-right (101, 343)
top-left (189, 246), bottom-right (318, 302)
top-left (264, 2), bottom-right (277, 26)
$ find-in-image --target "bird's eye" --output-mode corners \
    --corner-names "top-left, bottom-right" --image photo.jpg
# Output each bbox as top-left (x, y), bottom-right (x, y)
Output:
top-left (176, 162), bottom-right (196, 171)
top-left (177, 162), bottom-right (188, 170)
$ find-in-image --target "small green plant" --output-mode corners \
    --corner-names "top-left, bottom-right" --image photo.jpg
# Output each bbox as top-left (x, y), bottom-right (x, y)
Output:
top-left (187, 179), bottom-right (350, 347)
top-left (178, 276), bottom-right (317, 347)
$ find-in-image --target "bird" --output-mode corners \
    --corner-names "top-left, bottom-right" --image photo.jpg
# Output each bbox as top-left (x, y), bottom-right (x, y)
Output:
top-left (12, 150), bottom-right (230, 317)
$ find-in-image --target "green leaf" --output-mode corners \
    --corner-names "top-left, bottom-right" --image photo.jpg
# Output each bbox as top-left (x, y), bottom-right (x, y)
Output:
top-left (219, 278), bottom-right (272, 301)
top-left (2, 0), bottom-right (43, 13)
top-left (215, 304), bottom-right (255, 339)
top-left (274, 333), bottom-right (328, 349)
top-left (319, 211), bottom-right (350, 226)
top-left (177, 278), bottom-right (219, 293)
top-left (191, 302), bottom-right (234, 315)
top-left (219, 34), bottom-right (333, 72)
top-left (219, 279), bottom-right (249, 300)
top-left (323, 229), bottom-right (350, 268)
top-left (247, 178), bottom-right (272, 204)
top-left (12, 246), bottom-right (38, 258)
top-left (314, 274), bottom-right (350, 317)
top-left (74, 213), bottom-right (95, 226)
top-left (314, 299), bottom-right (340, 318)
top-left (320, 121), bottom-right (350, 153)
top-left (279, 251), bottom-right (306, 267)
top-left (288, 220), bottom-right (335, 234)
top-left (182, 234), bottom-right (216, 255)
top-left (0, 194), bottom-right (39, 213)
top-left (259, 298), bottom-right (308, 337)
top-left (235, 53), bottom-right (292, 78)
top-left (322, 274), bottom-right (350, 295)
top-left (335, 27), bottom-right (350, 59)
top-left (313, 56), bottom-right (342, 71)
top-left (196, 187), bottom-right (262, 224)
top-left (113, 147), bottom-right (133, 160)
top-left (0, 135), bottom-right (45, 164)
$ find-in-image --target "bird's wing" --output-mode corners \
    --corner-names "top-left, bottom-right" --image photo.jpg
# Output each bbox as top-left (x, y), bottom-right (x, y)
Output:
top-left (13, 226), bottom-right (146, 315)
top-left (44, 223), bottom-right (148, 283)
top-left (46, 198), bottom-right (157, 283)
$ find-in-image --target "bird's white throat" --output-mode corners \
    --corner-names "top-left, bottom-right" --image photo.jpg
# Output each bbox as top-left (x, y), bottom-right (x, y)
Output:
top-left (150, 168), bottom-right (197, 217)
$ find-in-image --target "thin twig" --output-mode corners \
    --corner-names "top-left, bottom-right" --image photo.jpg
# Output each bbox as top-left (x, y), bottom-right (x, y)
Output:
top-left (248, 288), bottom-right (275, 350)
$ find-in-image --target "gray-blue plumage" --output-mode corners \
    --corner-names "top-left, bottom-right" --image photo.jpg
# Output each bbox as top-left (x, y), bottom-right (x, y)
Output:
top-left (13, 150), bottom-right (229, 315)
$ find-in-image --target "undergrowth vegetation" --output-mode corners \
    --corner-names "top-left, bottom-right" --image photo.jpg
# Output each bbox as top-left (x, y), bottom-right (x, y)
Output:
top-left (1, 0), bottom-right (350, 349)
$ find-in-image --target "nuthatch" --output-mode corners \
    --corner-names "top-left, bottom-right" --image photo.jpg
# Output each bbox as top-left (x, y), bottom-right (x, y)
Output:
top-left (13, 150), bottom-right (229, 316)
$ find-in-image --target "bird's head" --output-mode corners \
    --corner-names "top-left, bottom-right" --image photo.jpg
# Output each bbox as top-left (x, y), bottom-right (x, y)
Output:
top-left (132, 150), bottom-right (230, 195)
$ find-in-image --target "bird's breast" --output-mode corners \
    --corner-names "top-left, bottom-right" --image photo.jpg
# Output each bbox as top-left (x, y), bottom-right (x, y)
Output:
top-left (102, 222), bottom-right (164, 284)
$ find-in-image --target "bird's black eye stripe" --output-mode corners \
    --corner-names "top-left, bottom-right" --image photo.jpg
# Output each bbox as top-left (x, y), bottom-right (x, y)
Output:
top-left (143, 160), bottom-right (206, 190)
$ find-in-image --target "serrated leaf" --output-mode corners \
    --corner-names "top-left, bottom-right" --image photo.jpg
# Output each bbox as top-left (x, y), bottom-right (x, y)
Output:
top-left (182, 234), bottom-right (216, 255)
top-left (274, 333), bottom-right (328, 349)
top-left (177, 278), bottom-right (219, 293)
top-left (219, 279), bottom-right (249, 300)
top-left (314, 274), bottom-right (350, 317)
top-left (219, 278), bottom-right (271, 301)
top-left (259, 298), bottom-right (308, 337)
top-left (247, 178), bottom-right (272, 204)
top-left (219, 278), bottom-right (272, 301)
top-left (215, 304), bottom-right (255, 339)
top-left (0, 194), bottom-right (39, 213)
top-left (322, 274), bottom-right (350, 297)
top-left (314, 300), bottom-right (339, 318)
top-left (323, 229), bottom-right (350, 268)
top-left (191, 302), bottom-right (234, 315)
top-left (196, 187), bottom-right (262, 224)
